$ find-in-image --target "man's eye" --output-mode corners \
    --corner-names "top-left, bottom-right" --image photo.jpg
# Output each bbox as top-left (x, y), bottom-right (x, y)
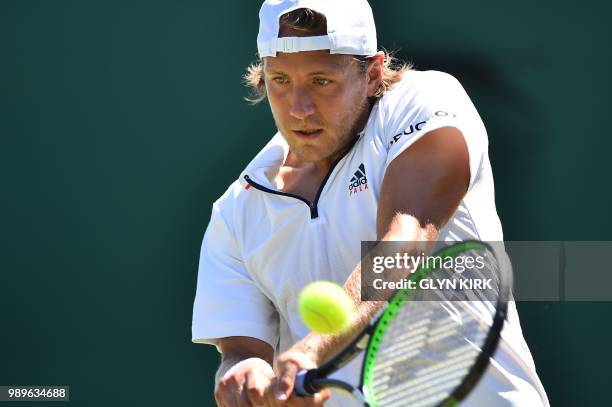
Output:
top-left (272, 77), bottom-right (288, 84)
top-left (313, 78), bottom-right (331, 86)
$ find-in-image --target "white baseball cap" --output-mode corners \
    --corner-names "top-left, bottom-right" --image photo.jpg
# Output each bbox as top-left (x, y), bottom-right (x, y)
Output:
top-left (257, 0), bottom-right (377, 57)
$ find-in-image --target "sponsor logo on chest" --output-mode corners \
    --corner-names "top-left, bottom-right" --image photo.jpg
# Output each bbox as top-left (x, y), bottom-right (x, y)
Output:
top-left (348, 163), bottom-right (368, 196)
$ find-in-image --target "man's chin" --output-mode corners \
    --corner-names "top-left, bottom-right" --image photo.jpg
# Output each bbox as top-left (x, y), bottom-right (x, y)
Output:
top-left (290, 146), bottom-right (333, 164)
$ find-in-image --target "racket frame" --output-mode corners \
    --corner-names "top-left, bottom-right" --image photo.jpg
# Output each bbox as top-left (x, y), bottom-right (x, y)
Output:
top-left (295, 241), bottom-right (511, 407)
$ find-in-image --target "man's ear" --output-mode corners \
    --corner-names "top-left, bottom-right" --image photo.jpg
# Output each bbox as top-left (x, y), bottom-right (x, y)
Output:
top-left (366, 52), bottom-right (385, 97)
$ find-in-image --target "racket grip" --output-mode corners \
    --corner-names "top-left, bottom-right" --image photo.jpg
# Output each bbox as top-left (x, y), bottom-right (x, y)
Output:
top-left (294, 369), bottom-right (319, 396)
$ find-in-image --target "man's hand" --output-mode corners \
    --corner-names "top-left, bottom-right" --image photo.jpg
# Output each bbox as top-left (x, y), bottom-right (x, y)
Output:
top-left (215, 357), bottom-right (275, 407)
top-left (266, 347), bottom-right (331, 406)
top-left (216, 336), bottom-right (275, 407)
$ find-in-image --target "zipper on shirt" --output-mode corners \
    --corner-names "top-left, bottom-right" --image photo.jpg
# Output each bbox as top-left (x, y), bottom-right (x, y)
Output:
top-left (243, 174), bottom-right (319, 218)
top-left (243, 134), bottom-right (361, 219)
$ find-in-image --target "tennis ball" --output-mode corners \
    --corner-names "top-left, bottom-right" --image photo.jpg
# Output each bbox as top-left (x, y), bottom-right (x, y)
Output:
top-left (298, 281), bottom-right (355, 335)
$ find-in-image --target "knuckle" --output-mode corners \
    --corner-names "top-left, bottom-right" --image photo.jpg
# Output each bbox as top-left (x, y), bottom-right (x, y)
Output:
top-left (280, 376), bottom-right (293, 389)
top-left (225, 375), bottom-right (239, 385)
top-left (247, 385), bottom-right (264, 398)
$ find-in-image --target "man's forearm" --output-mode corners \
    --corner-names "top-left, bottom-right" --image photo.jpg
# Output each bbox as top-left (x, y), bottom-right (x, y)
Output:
top-left (295, 263), bottom-right (384, 364)
top-left (295, 222), bottom-right (439, 365)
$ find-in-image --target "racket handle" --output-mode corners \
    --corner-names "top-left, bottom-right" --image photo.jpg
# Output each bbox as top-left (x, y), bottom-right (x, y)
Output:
top-left (294, 369), bottom-right (319, 396)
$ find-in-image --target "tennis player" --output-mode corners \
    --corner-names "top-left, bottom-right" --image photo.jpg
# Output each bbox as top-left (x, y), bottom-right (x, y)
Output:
top-left (192, 0), bottom-right (549, 405)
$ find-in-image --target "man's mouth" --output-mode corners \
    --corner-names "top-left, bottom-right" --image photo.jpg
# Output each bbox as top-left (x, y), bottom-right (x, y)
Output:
top-left (292, 129), bottom-right (323, 138)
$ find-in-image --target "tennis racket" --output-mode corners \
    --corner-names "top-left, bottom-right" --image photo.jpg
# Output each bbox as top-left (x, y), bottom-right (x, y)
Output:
top-left (294, 240), bottom-right (512, 406)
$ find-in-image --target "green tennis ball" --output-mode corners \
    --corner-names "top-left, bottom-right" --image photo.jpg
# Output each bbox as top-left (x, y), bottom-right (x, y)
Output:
top-left (298, 281), bottom-right (355, 335)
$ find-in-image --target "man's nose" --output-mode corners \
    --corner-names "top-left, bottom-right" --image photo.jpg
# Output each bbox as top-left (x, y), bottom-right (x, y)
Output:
top-left (289, 87), bottom-right (315, 120)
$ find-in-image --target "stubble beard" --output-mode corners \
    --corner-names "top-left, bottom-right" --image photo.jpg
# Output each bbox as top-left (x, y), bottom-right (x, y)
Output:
top-left (278, 96), bottom-right (372, 165)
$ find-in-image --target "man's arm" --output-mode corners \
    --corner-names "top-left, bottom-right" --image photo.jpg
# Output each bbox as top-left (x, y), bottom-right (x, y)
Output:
top-left (215, 336), bottom-right (275, 406)
top-left (269, 126), bottom-right (471, 405)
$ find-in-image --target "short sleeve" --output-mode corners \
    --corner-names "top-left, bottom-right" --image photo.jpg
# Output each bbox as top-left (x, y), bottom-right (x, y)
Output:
top-left (381, 71), bottom-right (487, 189)
top-left (191, 199), bottom-right (279, 350)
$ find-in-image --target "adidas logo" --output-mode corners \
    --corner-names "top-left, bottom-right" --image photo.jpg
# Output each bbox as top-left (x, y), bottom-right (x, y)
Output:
top-left (348, 163), bottom-right (368, 196)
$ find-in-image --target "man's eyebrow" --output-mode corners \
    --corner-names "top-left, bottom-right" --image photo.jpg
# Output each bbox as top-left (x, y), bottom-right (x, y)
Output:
top-left (264, 69), bottom-right (287, 75)
top-left (308, 69), bottom-right (341, 76)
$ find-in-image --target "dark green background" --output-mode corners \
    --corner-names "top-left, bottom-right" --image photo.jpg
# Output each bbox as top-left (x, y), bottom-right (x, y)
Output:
top-left (2, 1), bottom-right (611, 405)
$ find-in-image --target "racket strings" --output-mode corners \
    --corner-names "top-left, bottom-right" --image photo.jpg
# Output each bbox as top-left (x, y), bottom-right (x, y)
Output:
top-left (370, 302), bottom-right (489, 406)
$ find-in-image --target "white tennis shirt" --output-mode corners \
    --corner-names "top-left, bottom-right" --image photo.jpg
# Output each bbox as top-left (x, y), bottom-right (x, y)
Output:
top-left (192, 70), bottom-right (549, 406)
